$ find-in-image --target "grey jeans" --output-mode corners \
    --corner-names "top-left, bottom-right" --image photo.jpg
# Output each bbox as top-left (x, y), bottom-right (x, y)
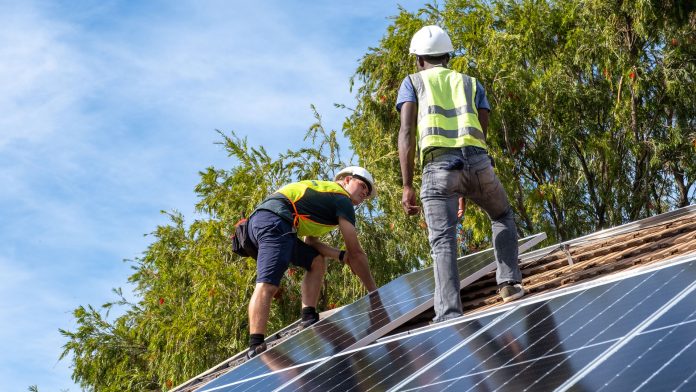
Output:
top-left (421, 148), bottom-right (521, 322)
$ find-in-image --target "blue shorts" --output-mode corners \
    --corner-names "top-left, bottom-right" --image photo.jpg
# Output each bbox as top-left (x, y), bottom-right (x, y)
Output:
top-left (248, 210), bottom-right (319, 286)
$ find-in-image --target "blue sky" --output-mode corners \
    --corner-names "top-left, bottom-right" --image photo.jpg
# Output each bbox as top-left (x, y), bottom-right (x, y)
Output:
top-left (0, 1), bottom-right (427, 390)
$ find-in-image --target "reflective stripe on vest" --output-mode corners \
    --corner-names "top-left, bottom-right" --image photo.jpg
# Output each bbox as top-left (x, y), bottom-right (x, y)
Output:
top-left (277, 180), bottom-right (350, 237)
top-left (409, 67), bottom-right (487, 163)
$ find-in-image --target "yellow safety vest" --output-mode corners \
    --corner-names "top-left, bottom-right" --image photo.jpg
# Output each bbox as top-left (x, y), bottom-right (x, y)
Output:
top-left (409, 67), bottom-right (487, 163)
top-left (277, 180), bottom-right (351, 237)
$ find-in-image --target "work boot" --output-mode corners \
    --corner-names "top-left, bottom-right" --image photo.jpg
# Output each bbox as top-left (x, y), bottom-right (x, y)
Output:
top-left (498, 281), bottom-right (525, 303)
top-left (299, 306), bottom-right (320, 329)
top-left (246, 342), bottom-right (267, 359)
top-left (299, 314), bottom-right (320, 329)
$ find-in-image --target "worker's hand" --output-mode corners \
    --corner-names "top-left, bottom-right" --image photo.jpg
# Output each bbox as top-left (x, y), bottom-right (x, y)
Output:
top-left (341, 251), bottom-right (350, 266)
top-left (402, 186), bottom-right (420, 215)
top-left (457, 197), bottom-right (466, 219)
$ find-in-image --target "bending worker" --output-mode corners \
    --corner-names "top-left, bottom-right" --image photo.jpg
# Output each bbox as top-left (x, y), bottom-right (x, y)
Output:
top-left (245, 166), bottom-right (378, 358)
top-left (397, 25), bottom-right (525, 324)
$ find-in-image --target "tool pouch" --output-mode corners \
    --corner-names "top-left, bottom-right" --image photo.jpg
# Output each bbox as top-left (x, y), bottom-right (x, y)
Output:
top-left (231, 218), bottom-right (258, 259)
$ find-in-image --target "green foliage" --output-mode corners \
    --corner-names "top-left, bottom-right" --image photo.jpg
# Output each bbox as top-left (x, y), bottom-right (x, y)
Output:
top-left (347, 0), bottom-right (695, 243)
top-left (60, 1), bottom-right (696, 390)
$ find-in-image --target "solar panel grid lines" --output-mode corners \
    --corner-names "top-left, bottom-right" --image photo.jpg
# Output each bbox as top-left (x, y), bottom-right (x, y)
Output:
top-left (416, 283), bottom-right (618, 392)
top-left (463, 286), bottom-right (622, 391)
top-left (382, 307), bottom-right (520, 392)
top-left (554, 263), bottom-right (696, 391)
top-left (597, 311), bottom-right (696, 392)
top-left (397, 343), bottom-right (612, 392)
top-left (204, 363), bottom-right (314, 392)
top-left (516, 276), bottom-right (681, 391)
top-left (394, 259), bottom-right (696, 391)
top-left (561, 272), bottom-right (696, 391)
top-left (573, 319), bottom-right (696, 392)
top-left (516, 269), bottom-right (695, 392)
top-left (278, 319), bottom-right (492, 392)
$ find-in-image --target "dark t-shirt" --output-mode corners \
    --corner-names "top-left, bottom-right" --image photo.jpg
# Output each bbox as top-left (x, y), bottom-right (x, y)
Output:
top-left (254, 182), bottom-right (356, 229)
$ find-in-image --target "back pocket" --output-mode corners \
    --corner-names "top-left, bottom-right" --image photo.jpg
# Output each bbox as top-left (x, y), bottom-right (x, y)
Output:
top-left (474, 164), bottom-right (499, 195)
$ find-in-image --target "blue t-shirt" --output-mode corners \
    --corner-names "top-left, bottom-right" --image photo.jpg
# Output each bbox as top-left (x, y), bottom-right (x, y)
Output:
top-left (395, 70), bottom-right (491, 112)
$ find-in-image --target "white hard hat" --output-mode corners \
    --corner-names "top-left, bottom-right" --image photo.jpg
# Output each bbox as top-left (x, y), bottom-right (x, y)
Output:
top-left (409, 25), bottom-right (454, 56)
top-left (334, 166), bottom-right (377, 199)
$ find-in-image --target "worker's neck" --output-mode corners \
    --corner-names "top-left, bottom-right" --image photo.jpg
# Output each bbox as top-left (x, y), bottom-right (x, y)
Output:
top-left (421, 62), bottom-right (447, 70)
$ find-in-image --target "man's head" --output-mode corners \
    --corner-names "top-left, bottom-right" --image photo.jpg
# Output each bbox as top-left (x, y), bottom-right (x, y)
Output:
top-left (409, 25), bottom-right (453, 70)
top-left (334, 166), bottom-right (377, 205)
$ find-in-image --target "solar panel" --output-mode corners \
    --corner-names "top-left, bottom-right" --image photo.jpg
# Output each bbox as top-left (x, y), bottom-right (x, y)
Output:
top-left (198, 363), bottom-right (313, 392)
top-left (250, 256), bottom-right (696, 391)
top-left (395, 257), bottom-right (696, 391)
top-left (195, 234), bottom-right (546, 391)
top-left (566, 308), bottom-right (696, 391)
top-left (273, 316), bottom-right (496, 392)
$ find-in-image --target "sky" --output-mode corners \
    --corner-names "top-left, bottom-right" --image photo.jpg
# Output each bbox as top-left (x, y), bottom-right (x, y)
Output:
top-left (0, 0), bottom-right (428, 390)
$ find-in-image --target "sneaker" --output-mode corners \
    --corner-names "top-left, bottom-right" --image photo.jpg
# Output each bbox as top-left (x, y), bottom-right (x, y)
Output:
top-left (499, 282), bottom-right (525, 303)
top-left (299, 315), bottom-right (320, 329)
top-left (246, 342), bottom-right (267, 359)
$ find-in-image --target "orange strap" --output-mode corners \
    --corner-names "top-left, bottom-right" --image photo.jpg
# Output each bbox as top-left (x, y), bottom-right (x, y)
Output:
top-left (288, 199), bottom-right (310, 228)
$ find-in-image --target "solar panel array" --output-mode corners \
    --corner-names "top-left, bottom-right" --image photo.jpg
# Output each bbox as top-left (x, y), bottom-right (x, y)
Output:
top-left (199, 255), bottom-right (696, 391)
top-left (195, 234), bottom-right (546, 391)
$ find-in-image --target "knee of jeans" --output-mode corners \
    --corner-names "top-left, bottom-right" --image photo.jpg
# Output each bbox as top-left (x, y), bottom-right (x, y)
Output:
top-left (491, 206), bottom-right (514, 222)
top-left (429, 234), bottom-right (457, 253)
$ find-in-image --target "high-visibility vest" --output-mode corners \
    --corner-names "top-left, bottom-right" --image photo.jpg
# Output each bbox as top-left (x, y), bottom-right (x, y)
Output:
top-left (409, 67), bottom-right (487, 163)
top-left (277, 180), bottom-right (351, 237)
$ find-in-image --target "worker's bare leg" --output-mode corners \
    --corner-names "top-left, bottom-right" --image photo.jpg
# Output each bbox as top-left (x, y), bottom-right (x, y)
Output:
top-left (301, 255), bottom-right (326, 308)
top-left (249, 282), bottom-right (279, 335)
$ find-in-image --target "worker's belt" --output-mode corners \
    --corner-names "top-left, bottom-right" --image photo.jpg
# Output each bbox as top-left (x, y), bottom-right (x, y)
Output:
top-left (422, 146), bottom-right (487, 164)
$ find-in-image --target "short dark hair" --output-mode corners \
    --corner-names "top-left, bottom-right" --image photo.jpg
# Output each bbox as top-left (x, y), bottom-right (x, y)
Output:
top-left (419, 53), bottom-right (450, 63)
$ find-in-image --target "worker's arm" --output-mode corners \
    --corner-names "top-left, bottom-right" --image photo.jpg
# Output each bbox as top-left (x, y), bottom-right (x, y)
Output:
top-left (399, 101), bottom-right (420, 215)
top-left (304, 236), bottom-right (342, 261)
top-left (478, 108), bottom-right (489, 139)
top-left (338, 217), bottom-right (378, 292)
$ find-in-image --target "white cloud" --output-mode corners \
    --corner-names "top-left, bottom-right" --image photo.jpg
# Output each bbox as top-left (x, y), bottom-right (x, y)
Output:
top-left (0, 3), bottom-right (93, 148)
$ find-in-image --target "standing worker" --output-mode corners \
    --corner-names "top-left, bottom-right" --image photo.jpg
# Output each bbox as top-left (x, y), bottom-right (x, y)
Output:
top-left (397, 25), bottom-right (525, 323)
top-left (243, 166), bottom-right (378, 358)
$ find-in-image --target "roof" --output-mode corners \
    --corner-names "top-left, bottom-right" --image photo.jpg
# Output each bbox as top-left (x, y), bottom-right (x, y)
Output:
top-left (173, 205), bottom-right (696, 391)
